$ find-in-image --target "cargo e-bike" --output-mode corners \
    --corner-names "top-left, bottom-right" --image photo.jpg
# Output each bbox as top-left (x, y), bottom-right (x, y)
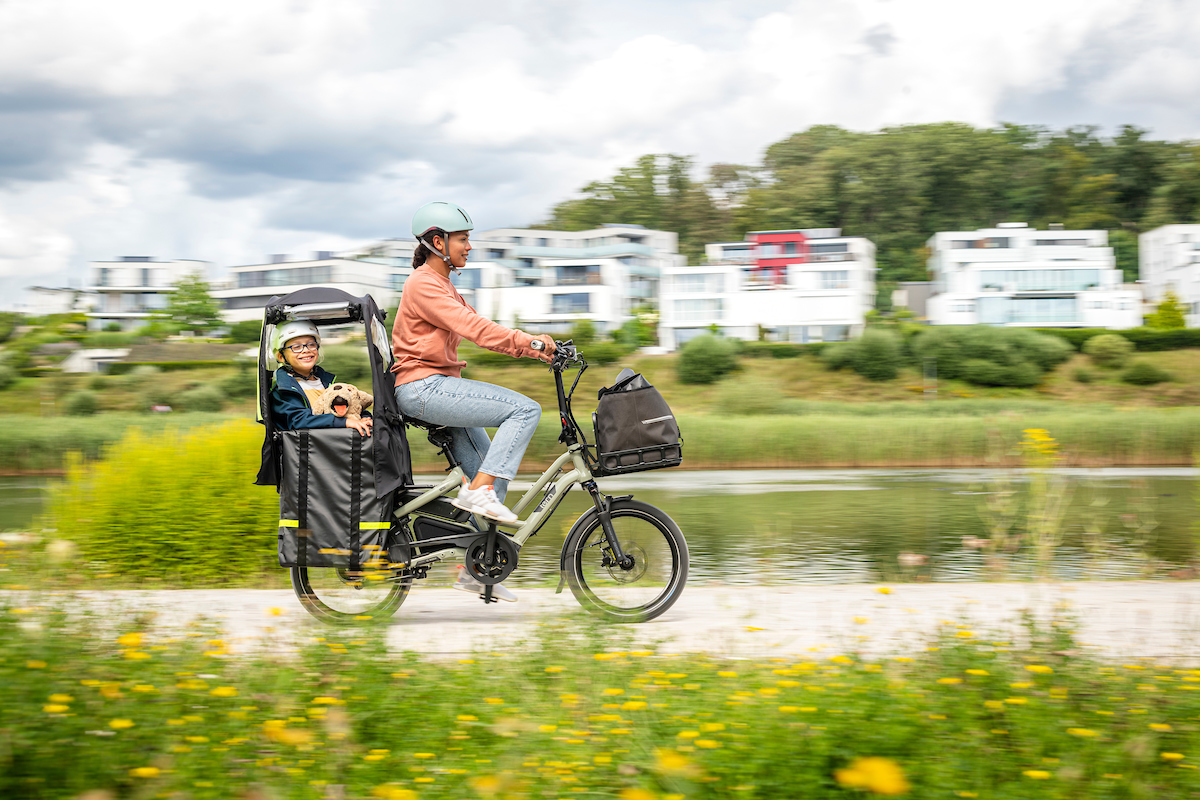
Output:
top-left (255, 288), bottom-right (688, 625)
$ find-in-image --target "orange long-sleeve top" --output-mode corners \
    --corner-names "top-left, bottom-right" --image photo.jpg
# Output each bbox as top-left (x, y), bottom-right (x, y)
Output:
top-left (390, 265), bottom-right (540, 386)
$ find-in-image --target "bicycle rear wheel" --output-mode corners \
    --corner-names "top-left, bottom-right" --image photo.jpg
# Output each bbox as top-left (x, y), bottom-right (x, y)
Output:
top-left (564, 499), bottom-right (688, 622)
top-left (290, 565), bottom-right (410, 624)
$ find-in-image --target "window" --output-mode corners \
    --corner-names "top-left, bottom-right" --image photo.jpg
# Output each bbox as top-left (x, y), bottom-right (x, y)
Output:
top-left (487, 249), bottom-right (506, 259)
top-left (551, 293), bottom-right (590, 314)
top-left (758, 244), bottom-right (780, 256)
top-left (951, 237), bottom-right (1011, 249)
top-left (674, 273), bottom-right (721, 293)
top-left (1034, 239), bottom-right (1089, 247)
top-left (809, 242), bottom-right (849, 254)
top-left (952, 303), bottom-right (976, 313)
top-left (822, 325), bottom-right (849, 342)
top-left (979, 269), bottom-right (1101, 292)
top-left (145, 294), bottom-right (169, 311)
top-left (784, 242), bottom-right (797, 255)
top-left (820, 271), bottom-right (849, 290)
top-left (451, 269), bottom-right (481, 291)
top-left (673, 298), bottom-right (722, 322)
top-left (555, 265), bottom-right (600, 286)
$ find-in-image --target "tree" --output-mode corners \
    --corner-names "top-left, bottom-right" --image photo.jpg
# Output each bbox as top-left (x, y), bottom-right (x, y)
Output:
top-left (1146, 288), bottom-right (1187, 330)
top-left (166, 273), bottom-right (223, 333)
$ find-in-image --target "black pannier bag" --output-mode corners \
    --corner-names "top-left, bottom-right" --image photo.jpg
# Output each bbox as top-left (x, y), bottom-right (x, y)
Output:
top-left (278, 428), bottom-right (394, 569)
top-left (591, 372), bottom-right (682, 476)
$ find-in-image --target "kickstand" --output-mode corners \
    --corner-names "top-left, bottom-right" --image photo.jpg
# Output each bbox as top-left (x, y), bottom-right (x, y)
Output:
top-left (482, 584), bottom-right (496, 604)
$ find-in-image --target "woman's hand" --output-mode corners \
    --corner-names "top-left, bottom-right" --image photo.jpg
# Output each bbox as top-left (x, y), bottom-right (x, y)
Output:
top-left (533, 334), bottom-right (557, 362)
top-left (347, 417), bottom-right (373, 437)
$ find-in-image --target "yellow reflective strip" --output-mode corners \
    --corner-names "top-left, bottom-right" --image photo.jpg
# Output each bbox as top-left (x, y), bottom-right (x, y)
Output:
top-left (359, 522), bottom-right (391, 530)
top-left (318, 548), bottom-right (351, 556)
top-left (279, 520), bottom-right (299, 528)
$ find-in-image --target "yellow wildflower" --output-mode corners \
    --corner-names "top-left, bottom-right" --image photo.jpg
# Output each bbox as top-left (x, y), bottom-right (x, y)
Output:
top-left (937, 678), bottom-right (963, 685)
top-left (117, 632), bottom-right (143, 647)
top-left (717, 670), bottom-right (738, 678)
top-left (1150, 723), bottom-right (1173, 732)
top-left (43, 704), bottom-right (69, 713)
top-left (210, 687), bottom-right (238, 698)
top-left (965, 670), bottom-right (988, 677)
top-left (109, 719), bottom-right (135, 730)
top-left (603, 688), bottom-right (624, 695)
top-left (1162, 753), bottom-right (1185, 761)
top-left (129, 767), bottom-right (160, 778)
top-left (834, 757), bottom-right (910, 795)
top-left (1025, 665), bottom-right (1053, 674)
top-left (877, 587), bottom-right (892, 595)
top-left (653, 748), bottom-right (698, 777)
top-left (48, 694), bottom-right (73, 703)
top-left (619, 790), bottom-right (657, 800)
top-left (1068, 728), bottom-right (1098, 737)
top-left (1023, 770), bottom-right (1051, 780)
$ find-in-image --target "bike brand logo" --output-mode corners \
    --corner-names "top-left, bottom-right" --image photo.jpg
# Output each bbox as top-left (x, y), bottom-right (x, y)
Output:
top-left (534, 483), bottom-right (557, 512)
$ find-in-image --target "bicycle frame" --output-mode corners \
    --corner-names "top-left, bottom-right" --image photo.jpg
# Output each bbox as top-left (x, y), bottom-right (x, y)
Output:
top-left (392, 346), bottom-right (601, 572)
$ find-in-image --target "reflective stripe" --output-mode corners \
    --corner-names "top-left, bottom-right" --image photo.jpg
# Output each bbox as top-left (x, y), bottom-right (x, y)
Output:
top-left (359, 522), bottom-right (391, 530)
top-left (279, 519), bottom-right (299, 528)
top-left (319, 548), bottom-right (352, 556)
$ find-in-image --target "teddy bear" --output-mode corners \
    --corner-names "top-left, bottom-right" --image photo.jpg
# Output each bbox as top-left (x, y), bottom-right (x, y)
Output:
top-left (312, 382), bottom-right (374, 421)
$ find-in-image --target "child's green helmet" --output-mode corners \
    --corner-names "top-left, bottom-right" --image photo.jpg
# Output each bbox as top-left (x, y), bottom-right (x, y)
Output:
top-left (411, 201), bottom-right (474, 239)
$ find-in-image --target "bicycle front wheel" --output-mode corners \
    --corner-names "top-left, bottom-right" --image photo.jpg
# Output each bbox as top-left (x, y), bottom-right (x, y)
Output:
top-left (564, 499), bottom-right (688, 622)
top-left (290, 565), bottom-right (410, 625)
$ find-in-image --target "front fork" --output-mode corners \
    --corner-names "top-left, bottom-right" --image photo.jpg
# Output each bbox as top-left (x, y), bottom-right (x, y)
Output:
top-left (582, 481), bottom-right (633, 569)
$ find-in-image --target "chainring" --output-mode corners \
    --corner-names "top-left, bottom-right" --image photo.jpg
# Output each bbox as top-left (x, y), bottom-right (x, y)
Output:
top-left (464, 533), bottom-right (520, 585)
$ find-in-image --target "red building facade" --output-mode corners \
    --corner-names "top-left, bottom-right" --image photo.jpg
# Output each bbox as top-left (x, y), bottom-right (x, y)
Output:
top-left (748, 230), bottom-right (809, 286)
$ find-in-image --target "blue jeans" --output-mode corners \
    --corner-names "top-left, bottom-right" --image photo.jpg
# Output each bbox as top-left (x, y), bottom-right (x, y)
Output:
top-left (394, 375), bottom-right (541, 503)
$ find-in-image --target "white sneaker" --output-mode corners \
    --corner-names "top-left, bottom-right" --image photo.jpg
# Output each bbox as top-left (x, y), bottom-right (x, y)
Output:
top-left (452, 566), bottom-right (517, 602)
top-left (452, 482), bottom-right (519, 524)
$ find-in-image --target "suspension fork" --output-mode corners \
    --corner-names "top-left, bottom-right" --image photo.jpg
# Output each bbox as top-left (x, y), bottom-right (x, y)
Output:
top-left (582, 480), bottom-right (634, 569)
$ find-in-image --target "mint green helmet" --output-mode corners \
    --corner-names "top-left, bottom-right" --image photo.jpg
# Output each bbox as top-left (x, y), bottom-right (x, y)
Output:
top-left (411, 201), bottom-right (474, 239)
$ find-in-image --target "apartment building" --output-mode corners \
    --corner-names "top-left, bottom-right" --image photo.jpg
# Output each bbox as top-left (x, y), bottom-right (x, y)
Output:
top-left (216, 225), bottom-right (682, 335)
top-left (657, 229), bottom-right (876, 350)
top-left (85, 257), bottom-right (210, 331)
top-left (1139, 224), bottom-right (1200, 324)
top-left (925, 223), bottom-right (1140, 328)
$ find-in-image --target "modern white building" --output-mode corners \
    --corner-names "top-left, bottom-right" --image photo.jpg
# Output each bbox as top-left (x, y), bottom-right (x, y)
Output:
top-left (925, 223), bottom-right (1141, 328)
top-left (1139, 224), bottom-right (1200, 325)
top-left (85, 258), bottom-right (211, 331)
top-left (658, 229), bottom-right (876, 350)
top-left (215, 225), bottom-right (682, 336)
top-left (214, 252), bottom-right (402, 324)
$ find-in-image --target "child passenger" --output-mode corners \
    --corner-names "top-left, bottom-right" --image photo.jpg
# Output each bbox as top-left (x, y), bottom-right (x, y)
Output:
top-left (269, 320), bottom-right (372, 436)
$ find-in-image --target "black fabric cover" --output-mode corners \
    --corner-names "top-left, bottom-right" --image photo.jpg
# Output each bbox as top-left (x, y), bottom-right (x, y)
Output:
top-left (592, 373), bottom-right (683, 475)
top-left (256, 289), bottom-right (412, 496)
top-left (278, 428), bottom-right (394, 568)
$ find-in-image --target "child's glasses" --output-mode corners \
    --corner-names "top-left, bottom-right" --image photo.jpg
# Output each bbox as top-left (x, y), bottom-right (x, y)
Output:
top-left (286, 342), bottom-right (320, 353)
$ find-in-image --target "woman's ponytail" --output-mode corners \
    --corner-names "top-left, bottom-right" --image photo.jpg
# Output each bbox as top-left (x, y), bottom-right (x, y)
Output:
top-left (412, 242), bottom-right (430, 268)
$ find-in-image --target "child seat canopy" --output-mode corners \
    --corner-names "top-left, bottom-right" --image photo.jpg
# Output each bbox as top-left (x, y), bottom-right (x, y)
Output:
top-left (254, 287), bottom-right (411, 494)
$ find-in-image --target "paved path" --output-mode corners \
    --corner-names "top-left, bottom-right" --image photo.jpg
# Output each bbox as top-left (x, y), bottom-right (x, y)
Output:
top-left (50, 581), bottom-right (1200, 661)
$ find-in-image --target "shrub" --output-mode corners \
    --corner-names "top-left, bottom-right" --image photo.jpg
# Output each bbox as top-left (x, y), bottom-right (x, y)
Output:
top-left (1122, 361), bottom-right (1171, 386)
top-left (568, 319), bottom-right (596, 347)
top-left (910, 326), bottom-right (1070, 387)
top-left (0, 356), bottom-right (15, 391)
top-left (84, 331), bottom-right (138, 348)
top-left (319, 345), bottom-right (372, 385)
top-left (714, 377), bottom-right (788, 415)
top-left (179, 385), bottom-right (225, 413)
top-left (103, 322), bottom-right (123, 332)
top-left (850, 329), bottom-right (903, 381)
top-left (676, 334), bottom-right (737, 384)
top-left (584, 340), bottom-right (634, 365)
top-left (1083, 333), bottom-right (1135, 369)
top-left (820, 342), bottom-right (856, 372)
top-left (221, 365), bottom-right (258, 398)
top-left (1073, 368), bottom-right (1094, 383)
top-left (227, 319), bottom-right (263, 344)
top-left (63, 391), bottom-right (99, 416)
top-left (44, 421), bottom-right (277, 583)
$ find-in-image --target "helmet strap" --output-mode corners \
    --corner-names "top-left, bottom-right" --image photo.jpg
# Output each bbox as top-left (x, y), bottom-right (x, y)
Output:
top-left (421, 232), bottom-right (460, 275)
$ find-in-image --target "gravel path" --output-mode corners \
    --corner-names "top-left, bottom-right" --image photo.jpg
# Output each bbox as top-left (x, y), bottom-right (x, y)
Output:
top-left (40, 581), bottom-right (1200, 661)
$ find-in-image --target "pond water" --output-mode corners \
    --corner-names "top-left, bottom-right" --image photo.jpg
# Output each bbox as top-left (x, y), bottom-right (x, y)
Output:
top-left (3, 469), bottom-right (1196, 585)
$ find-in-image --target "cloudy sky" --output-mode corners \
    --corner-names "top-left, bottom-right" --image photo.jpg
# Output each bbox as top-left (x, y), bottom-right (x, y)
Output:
top-left (2, 0), bottom-right (1199, 306)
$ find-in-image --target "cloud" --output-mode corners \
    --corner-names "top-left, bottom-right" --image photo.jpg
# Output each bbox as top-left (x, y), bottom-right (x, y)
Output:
top-left (2, 0), bottom-right (1200, 307)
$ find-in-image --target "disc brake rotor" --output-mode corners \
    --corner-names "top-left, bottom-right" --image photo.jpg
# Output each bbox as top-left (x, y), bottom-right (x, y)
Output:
top-left (465, 534), bottom-right (520, 585)
top-left (605, 543), bottom-right (646, 583)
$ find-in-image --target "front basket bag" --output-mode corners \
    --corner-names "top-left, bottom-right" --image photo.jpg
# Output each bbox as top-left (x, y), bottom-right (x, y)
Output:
top-left (278, 428), bottom-right (393, 569)
top-left (592, 373), bottom-right (683, 476)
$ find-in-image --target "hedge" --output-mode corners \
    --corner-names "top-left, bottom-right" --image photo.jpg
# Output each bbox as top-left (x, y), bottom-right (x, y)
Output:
top-left (1035, 327), bottom-right (1200, 352)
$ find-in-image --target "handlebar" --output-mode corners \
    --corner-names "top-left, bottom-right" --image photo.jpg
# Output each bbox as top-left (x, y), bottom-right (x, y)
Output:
top-left (550, 339), bottom-right (584, 372)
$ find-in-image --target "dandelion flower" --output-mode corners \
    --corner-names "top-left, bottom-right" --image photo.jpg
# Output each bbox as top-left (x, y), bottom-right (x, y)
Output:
top-left (938, 678), bottom-right (963, 685)
top-left (129, 767), bottom-right (160, 778)
top-left (966, 670), bottom-right (988, 677)
top-left (43, 704), bottom-right (69, 713)
top-left (544, 666), bottom-right (564, 673)
top-left (1162, 753), bottom-right (1185, 761)
top-left (877, 587), bottom-right (892, 595)
top-left (834, 757), bottom-right (910, 795)
top-left (483, 697), bottom-right (504, 705)
top-left (1150, 723), bottom-right (1173, 732)
top-left (603, 688), bottom-right (624, 695)
top-left (653, 748), bottom-right (698, 777)
top-left (619, 790), bottom-right (657, 800)
top-left (717, 670), bottom-right (738, 678)
top-left (109, 719), bottom-right (135, 730)
top-left (1026, 665), bottom-right (1053, 675)
top-left (1068, 728), bottom-right (1098, 737)
top-left (696, 739), bottom-right (722, 749)
top-left (677, 730), bottom-right (699, 739)
top-left (48, 694), bottom-right (73, 703)
top-left (210, 687), bottom-right (238, 698)
top-left (117, 632), bottom-right (143, 647)
top-left (1023, 770), bottom-right (1051, 780)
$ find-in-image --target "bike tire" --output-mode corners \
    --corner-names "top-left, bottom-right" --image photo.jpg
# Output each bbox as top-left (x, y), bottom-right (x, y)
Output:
top-left (564, 499), bottom-right (688, 622)
top-left (290, 566), bottom-right (410, 625)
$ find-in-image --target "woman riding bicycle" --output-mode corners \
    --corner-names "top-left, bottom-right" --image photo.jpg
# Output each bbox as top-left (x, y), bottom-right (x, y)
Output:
top-left (391, 201), bottom-right (555, 599)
